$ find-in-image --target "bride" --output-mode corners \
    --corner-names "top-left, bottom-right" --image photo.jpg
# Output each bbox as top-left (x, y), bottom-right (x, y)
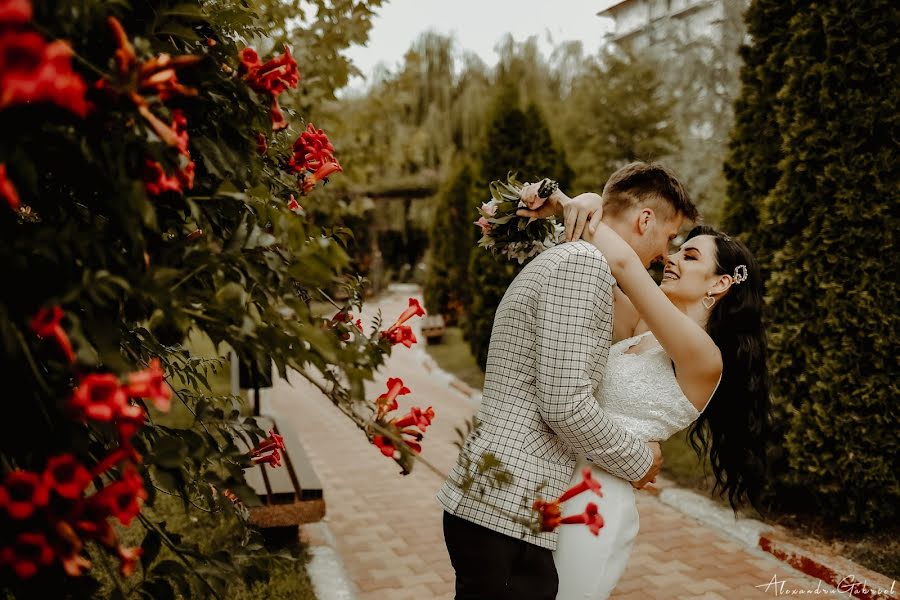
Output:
top-left (519, 189), bottom-right (771, 600)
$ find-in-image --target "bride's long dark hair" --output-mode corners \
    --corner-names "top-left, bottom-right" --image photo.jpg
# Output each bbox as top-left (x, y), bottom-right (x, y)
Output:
top-left (685, 225), bottom-right (770, 511)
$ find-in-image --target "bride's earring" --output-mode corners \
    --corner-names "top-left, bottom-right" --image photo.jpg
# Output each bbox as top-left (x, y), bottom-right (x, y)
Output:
top-left (702, 292), bottom-right (716, 310)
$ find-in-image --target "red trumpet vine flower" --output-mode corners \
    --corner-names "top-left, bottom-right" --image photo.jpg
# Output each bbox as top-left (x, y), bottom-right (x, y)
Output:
top-left (533, 498), bottom-right (562, 532)
top-left (239, 45), bottom-right (299, 131)
top-left (560, 501), bottom-right (605, 536)
top-left (252, 448), bottom-right (282, 468)
top-left (300, 161), bottom-right (342, 194)
top-left (375, 377), bottom-right (410, 419)
top-left (54, 521), bottom-right (92, 577)
top-left (86, 467), bottom-right (147, 527)
top-left (0, 31), bottom-right (89, 117)
top-left (289, 123), bottom-right (337, 174)
top-left (30, 305), bottom-right (75, 363)
top-left (144, 157), bottom-right (195, 196)
top-left (558, 468), bottom-right (603, 503)
top-left (68, 373), bottom-right (128, 422)
top-left (392, 406), bottom-right (435, 432)
top-left (43, 454), bottom-right (92, 501)
top-left (0, 0), bottom-right (32, 26)
top-left (287, 194), bottom-right (302, 213)
top-left (0, 163), bottom-right (21, 212)
top-left (117, 545), bottom-right (142, 577)
top-left (124, 358), bottom-right (171, 412)
top-left (0, 471), bottom-right (49, 520)
top-left (383, 325), bottom-right (417, 348)
top-left (386, 298), bottom-right (425, 332)
top-left (372, 435), bottom-right (396, 457)
top-left (0, 531), bottom-right (54, 579)
top-left (251, 430), bottom-right (284, 457)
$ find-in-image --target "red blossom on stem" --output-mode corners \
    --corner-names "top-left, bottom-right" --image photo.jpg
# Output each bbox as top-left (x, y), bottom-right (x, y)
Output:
top-left (375, 377), bottom-right (410, 419)
top-left (124, 358), bottom-right (171, 412)
top-left (392, 406), bottom-right (435, 432)
top-left (84, 467), bottom-right (147, 527)
top-left (300, 161), bottom-right (342, 194)
top-left (558, 468), bottom-right (603, 503)
top-left (68, 373), bottom-right (128, 422)
top-left (386, 298), bottom-right (425, 332)
top-left (559, 501), bottom-right (605, 536)
top-left (289, 123), bottom-right (337, 174)
top-left (42, 454), bottom-right (92, 501)
top-left (257, 132), bottom-right (268, 154)
top-left (0, 0), bottom-right (32, 26)
top-left (532, 499), bottom-right (562, 532)
top-left (0, 31), bottom-right (89, 117)
top-left (382, 325), bottom-right (417, 348)
top-left (116, 545), bottom-right (142, 577)
top-left (531, 469), bottom-right (605, 536)
top-left (251, 430), bottom-right (284, 457)
top-left (0, 532), bottom-right (54, 579)
top-left (239, 45), bottom-right (299, 131)
top-left (0, 471), bottom-right (49, 520)
top-left (30, 305), bottom-right (75, 363)
top-left (287, 194), bottom-right (302, 213)
top-left (252, 448), bottom-right (282, 468)
top-left (0, 163), bottom-right (21, 212)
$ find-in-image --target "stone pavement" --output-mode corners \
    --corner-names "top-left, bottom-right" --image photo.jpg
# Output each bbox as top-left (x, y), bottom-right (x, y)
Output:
top-left (269, 287), bottom-right (830, 600)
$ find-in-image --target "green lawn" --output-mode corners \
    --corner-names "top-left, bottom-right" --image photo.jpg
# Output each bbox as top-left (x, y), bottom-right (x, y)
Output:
top-left (424, 326), bottom-right (485, 390)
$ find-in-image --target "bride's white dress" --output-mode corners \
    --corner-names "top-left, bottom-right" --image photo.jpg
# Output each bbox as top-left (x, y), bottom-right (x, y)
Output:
top-left (553, 331), bottom-right (709, 600)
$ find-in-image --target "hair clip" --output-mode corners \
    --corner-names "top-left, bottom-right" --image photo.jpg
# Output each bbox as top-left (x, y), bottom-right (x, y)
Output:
top-left (732, 264), bottom-right (748, 285)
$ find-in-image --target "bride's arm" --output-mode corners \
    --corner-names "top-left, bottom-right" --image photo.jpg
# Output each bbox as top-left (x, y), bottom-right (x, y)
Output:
top-left (585, 222), bottom-right (722, 402)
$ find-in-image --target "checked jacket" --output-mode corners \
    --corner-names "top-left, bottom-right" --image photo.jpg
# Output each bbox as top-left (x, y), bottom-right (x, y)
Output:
top-left (436, 241), bottom-right (654, 550)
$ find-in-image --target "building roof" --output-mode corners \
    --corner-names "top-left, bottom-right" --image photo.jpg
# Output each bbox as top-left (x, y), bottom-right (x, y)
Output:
top-left (596, 0), bottom-right (630, 16)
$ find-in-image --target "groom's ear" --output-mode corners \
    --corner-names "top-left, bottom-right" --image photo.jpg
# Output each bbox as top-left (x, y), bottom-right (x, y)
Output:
top-left (635, 208), bottom-right (655, 235)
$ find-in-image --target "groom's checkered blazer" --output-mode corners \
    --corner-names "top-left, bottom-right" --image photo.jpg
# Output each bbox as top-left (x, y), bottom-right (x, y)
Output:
top-left (437, 241), bottom-right (653, 550)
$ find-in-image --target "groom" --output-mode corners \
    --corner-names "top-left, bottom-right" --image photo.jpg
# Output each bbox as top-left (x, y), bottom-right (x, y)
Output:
top-left (437, 162), bottom-right (699, 600)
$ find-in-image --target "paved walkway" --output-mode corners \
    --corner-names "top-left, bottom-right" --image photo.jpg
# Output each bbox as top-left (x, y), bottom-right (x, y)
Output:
top-left (270, 287), bottom-right (828, 600)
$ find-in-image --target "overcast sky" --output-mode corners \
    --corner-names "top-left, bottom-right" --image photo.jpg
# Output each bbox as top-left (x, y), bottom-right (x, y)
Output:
top-left (342, 0), bottom-right (616, 91)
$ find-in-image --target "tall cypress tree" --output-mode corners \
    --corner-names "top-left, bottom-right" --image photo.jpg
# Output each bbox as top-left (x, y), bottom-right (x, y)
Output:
top-left (423, 162), bottom-right (475, 323)
top-left (762, 1), bottom-right (899, 528)
top-left (721, 0), bottom-right (797, 266)
top-left (463, 93), bottom-right (572, 369)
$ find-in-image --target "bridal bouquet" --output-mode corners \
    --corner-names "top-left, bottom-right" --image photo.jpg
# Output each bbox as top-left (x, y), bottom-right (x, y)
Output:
top-left (475, 174), bottom-right (564, 264)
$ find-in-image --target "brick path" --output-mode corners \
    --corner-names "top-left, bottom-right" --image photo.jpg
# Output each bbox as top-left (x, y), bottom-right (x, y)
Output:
top-left (270, 287), bottom-right (828, 600)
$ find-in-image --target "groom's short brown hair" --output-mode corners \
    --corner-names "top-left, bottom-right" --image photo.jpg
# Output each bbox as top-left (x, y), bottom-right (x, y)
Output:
top-left (601, 162), bottom-right (699, 222)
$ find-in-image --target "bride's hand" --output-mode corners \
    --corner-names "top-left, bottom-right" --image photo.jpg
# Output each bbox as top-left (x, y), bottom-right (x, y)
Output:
top-left (565, 193), bottom-right (603, 242)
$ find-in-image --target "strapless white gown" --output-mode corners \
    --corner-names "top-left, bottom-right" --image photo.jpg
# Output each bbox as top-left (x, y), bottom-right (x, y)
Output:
top-left (553, 332), bottom-right (707, 600)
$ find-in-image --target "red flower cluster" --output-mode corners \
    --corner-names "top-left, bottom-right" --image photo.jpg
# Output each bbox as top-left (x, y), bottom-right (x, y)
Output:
top-left (289, 123), bottom-right (339, 174)
top-left (0, 2), bottom-right (89, 117)
top-left (300, 161), bottom-right (343, 195)
top-left (67, 358), bottom-right (171, 452)
top-left (0, 455), bottom-right (146, 579)
top-left (0, 163), bottom-right (20, 212)
top-left (239, 45), bottom-right (299, 131)
top-left (532, 468), bottom-right (605, 536)
top-left (30, 305), bottom-right (75, 364)
top-left (144, 110), bottom-right (195, 196)
top-left (381, 298), bottom-right (425, 348)
top-left (370, 376), bottom-right (435, 459)
top-left (100, 17), bottom-right (199, 196)
top-left (249, 430), bottom-right (285, 468)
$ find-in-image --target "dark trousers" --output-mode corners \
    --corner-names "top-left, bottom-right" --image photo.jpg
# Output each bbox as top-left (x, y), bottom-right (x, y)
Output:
top-left (443, 511), bottom-right (558, 600)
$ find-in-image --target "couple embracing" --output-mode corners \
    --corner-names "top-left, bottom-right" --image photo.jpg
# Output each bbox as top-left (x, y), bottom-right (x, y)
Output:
top-left (437, 162), bottom-right (770, 600)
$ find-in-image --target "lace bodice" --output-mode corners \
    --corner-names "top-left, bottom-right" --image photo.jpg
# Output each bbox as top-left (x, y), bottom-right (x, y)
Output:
top-left (595, 331), bottom-right (702, 442)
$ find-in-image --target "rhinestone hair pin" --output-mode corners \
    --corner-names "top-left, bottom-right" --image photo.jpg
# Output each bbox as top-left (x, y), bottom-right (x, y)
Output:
top-left (733, 265), bottom-right (749, 285)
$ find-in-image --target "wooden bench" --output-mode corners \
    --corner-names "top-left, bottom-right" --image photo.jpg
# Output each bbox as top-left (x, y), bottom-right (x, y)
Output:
top-left (420, 314), bottom-right (446, 344)
top-left (240, 414), bottom-right (326, 529)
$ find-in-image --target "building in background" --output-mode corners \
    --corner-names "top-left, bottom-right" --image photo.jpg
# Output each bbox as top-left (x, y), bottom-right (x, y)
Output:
top-left (597, 0), bottom-right (739, 51)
